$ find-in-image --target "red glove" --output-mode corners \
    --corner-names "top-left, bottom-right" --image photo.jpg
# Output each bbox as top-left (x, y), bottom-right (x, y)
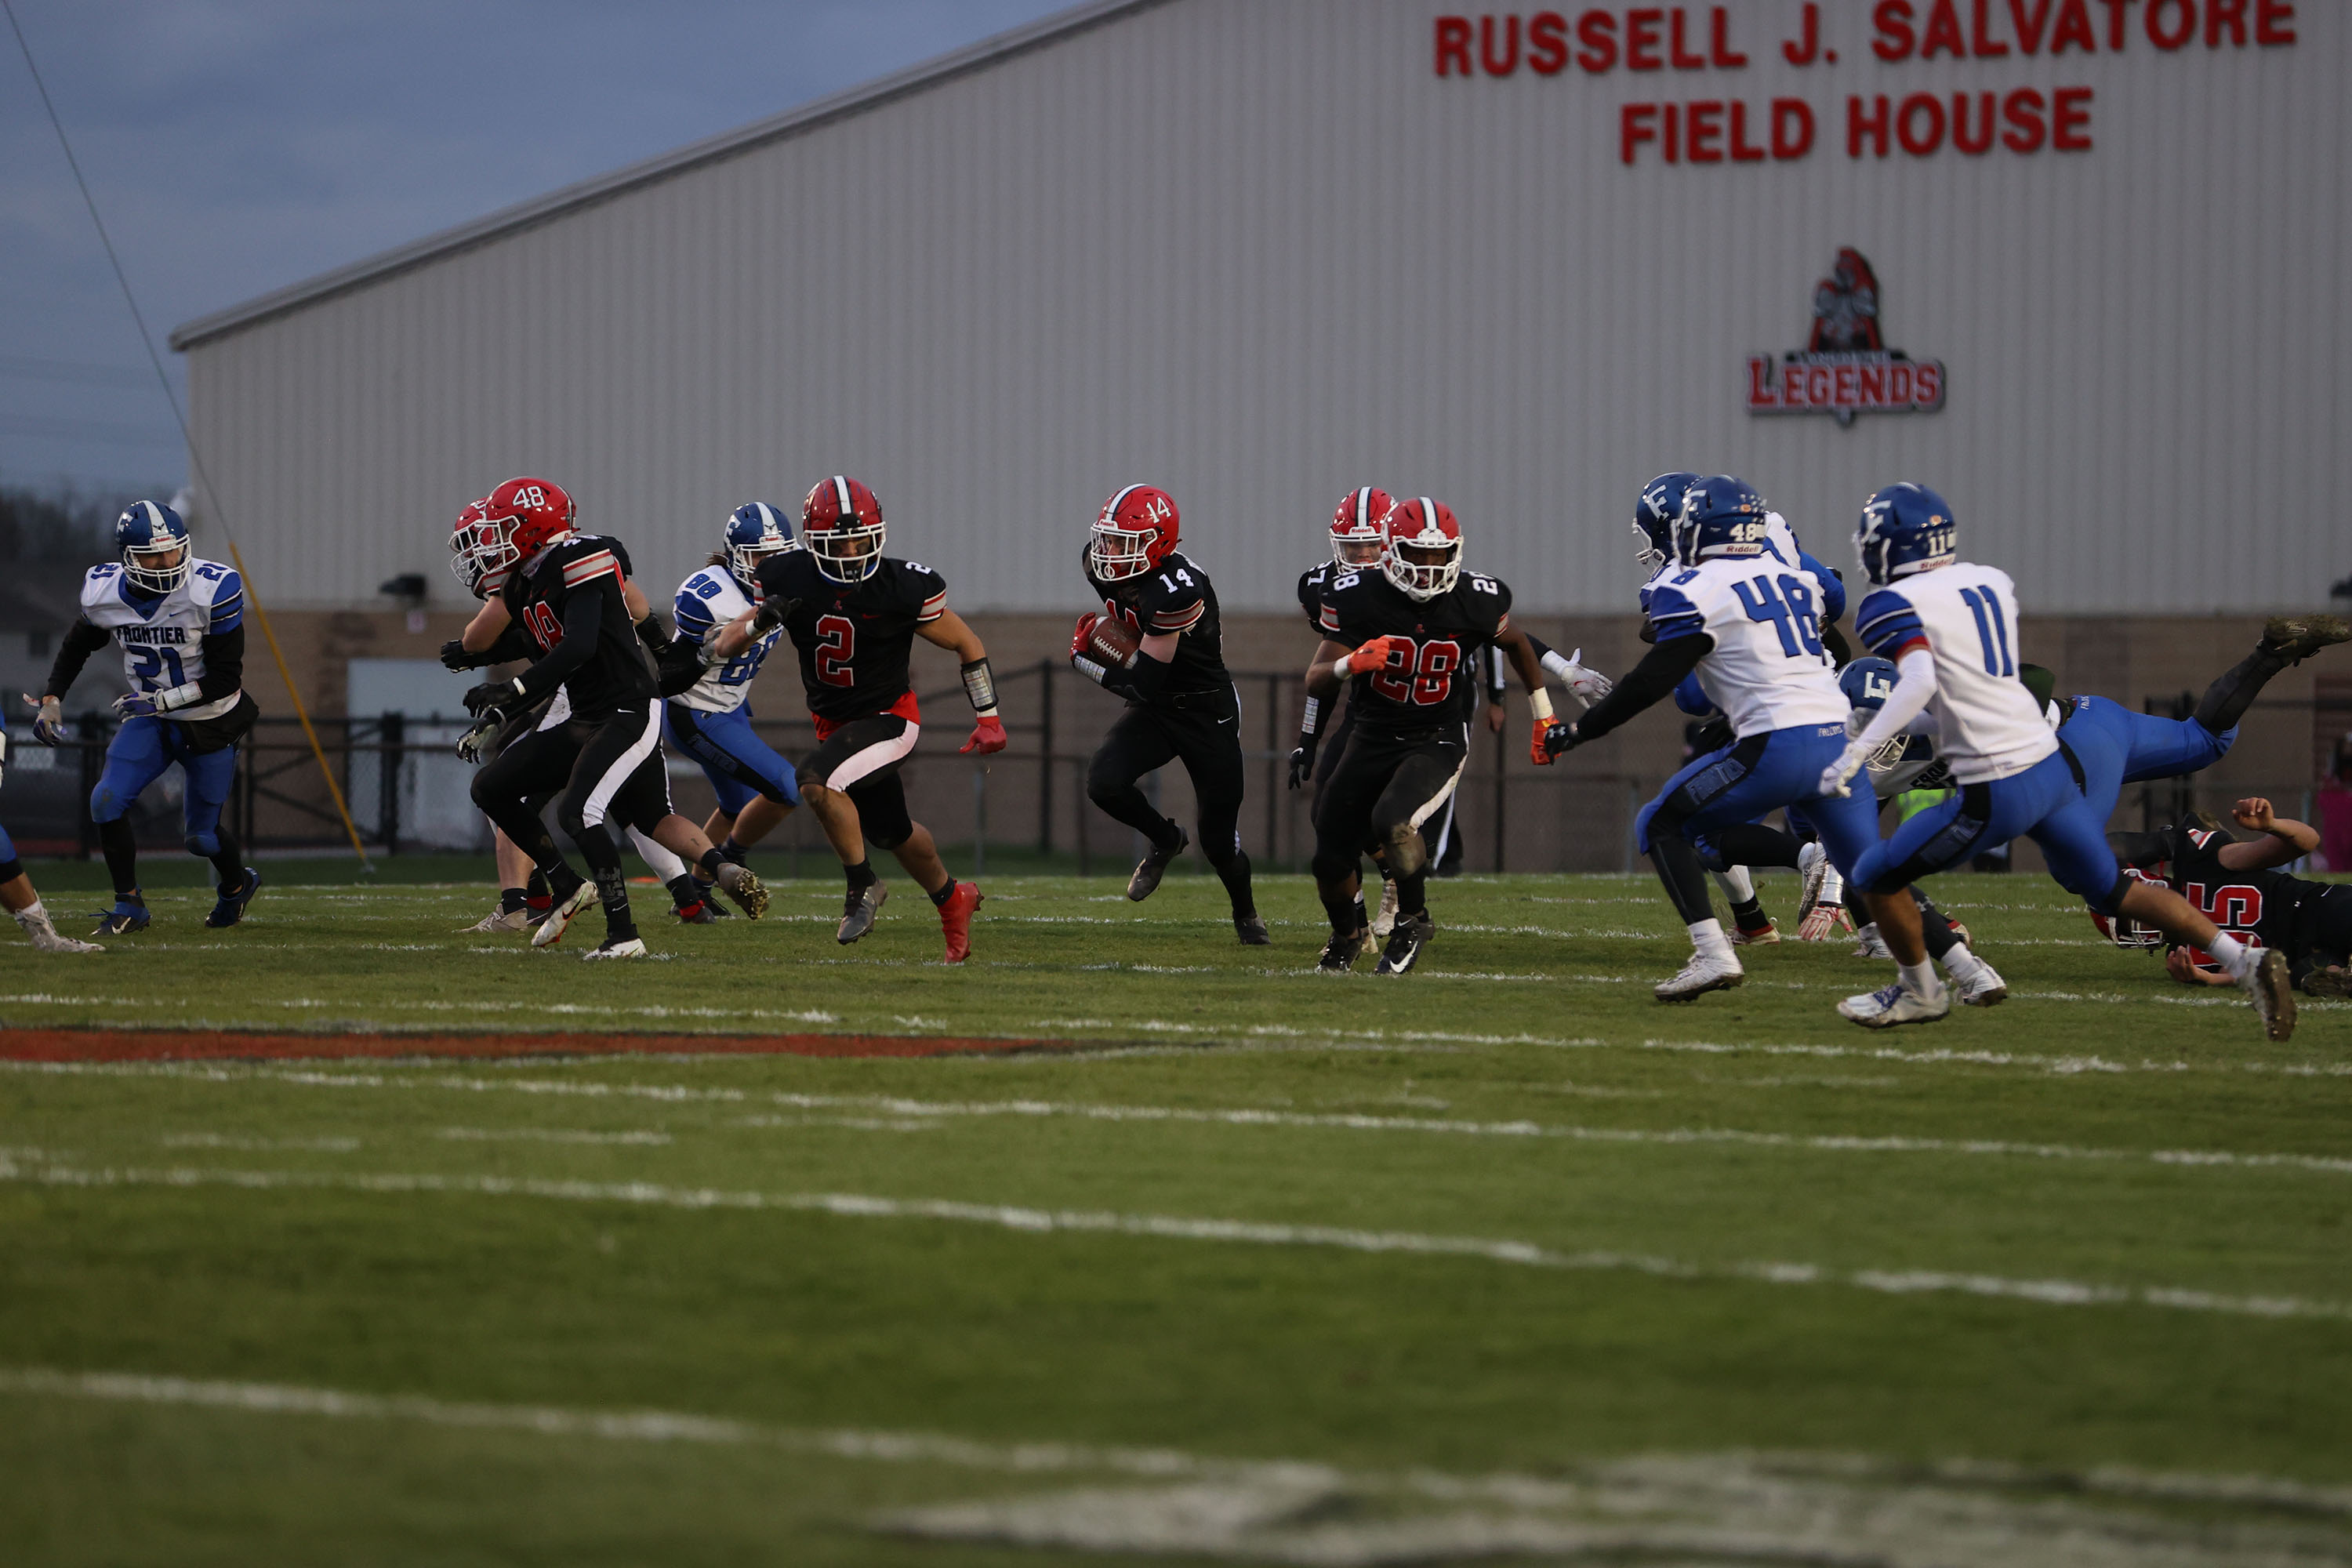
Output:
top-left (960, 714), bottom-right (1008, 754)
top-left (1530, 719), bottom-right (1556, 766)
top-left (1070, 613), bottom-right (1099, 660)
top-left (1345, 635), bottom-right (1404, 674)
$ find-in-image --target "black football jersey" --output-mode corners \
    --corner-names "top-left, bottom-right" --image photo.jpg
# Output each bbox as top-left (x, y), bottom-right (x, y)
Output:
top-left (1082, 546), bottom-right (1231, 700)
top-left (2157, 823), bottom-right (2302, 958)
top-left (1316, 566), bottom-right (1512, 732)
top-left (501, 533), bottom-right (655, 711)
top-left (757, 550), bottom-right (947, 721)
top-left (1296, 561), bottom-right (1338, 632)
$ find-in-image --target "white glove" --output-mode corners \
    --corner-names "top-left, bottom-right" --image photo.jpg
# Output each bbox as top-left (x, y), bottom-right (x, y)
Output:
top-left (1544, 647), bottom-right (1614, 710)
top-left (1817, 740), bottom-right (1871, 800)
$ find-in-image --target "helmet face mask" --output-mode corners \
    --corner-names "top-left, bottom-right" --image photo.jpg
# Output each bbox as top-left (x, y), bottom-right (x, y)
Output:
top-left (2089, 866), bottom-right (2167, 949)
top-left (116, 500), bottom-right (193, 593)
top-left (1381, 498), bottom-right (1463, 601)
top-left (446, 499), bottom-right (514, 599)
top-left (724, 502), bottom-right (797, 591)
top-left (1330, 485), bottom-right (1393, 571)
top-left (1838, 655), bottom-right (1908, 772)
top-left (802, 476), bottom-right (887, 584)
top-left (1633, 471), bottom-right (1697, 577)
top-left (1091, 485), bottom-right (1178, 583)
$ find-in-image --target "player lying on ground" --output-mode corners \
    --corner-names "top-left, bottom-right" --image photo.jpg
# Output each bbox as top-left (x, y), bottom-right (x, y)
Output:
top-left (1305, 497), bottom-right (1549, 976)
top-left (2102, 800), bottom-right (2352, 999)
top-left (1072, 484), bottom-right (1264, 943)
top-left (1544, 476), bottom-right (1878, 1002)
top-left (0, 706), bottom-right (102, 953)
top-left (25, 500), bottom-right (262, 935)
top-left (713, 476), bottom-right (1000, 963)
top-left (1822, 482), bottom-right (2296, 1038)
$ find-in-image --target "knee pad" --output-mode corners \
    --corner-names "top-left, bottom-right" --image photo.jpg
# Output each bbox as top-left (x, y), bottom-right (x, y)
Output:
top-left (184, 830), bottom-right (220, 858)
top-left (1382, 818), bottom-right (1428, 877)
top-left (90, 785), bottom-right (125, 824)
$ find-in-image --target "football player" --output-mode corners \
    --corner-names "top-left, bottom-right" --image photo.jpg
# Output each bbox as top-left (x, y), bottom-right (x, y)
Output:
top-left (25, 501), bottom-right (262, 934)
top-left (1823, 483), bottom-right (2296, 1037)
top-left (662, 503), bottom-right (803, 885)
top-left (713, 476), bottom-right (1003, 962)
top-left (1290, 488), bottom-right (1394, 935)
top-left (1306, 496), bottom-right (1548, 975)
top-left (1070, 485), bottom-right (1264, 942)
top-left (1543, 476), bottom-right (1878, 1001)
top-left (0, 705), bottom-right (103, 953)
top-left (2103, 801), bottom-right (2350, 998)
top-left (455, 477), bottom-right (764, 959)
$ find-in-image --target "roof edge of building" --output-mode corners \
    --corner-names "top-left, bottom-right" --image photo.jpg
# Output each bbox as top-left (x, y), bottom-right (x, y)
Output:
top-left (167, 0), bottom-right (1169, 353)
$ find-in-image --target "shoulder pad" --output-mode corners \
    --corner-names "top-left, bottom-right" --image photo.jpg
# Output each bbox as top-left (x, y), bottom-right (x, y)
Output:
top-left (81, 564), bottom-right (119, 605)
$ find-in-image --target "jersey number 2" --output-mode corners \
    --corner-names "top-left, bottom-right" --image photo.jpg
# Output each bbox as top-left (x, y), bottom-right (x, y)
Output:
top-left (1370, 637), bottom-right (1461, 706)
top-left (815, 614), bottom-right (855, 687)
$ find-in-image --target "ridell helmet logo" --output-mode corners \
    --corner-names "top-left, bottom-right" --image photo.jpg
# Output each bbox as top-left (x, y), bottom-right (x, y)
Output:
top-left (1745, 247), bottom-right (1945, 427)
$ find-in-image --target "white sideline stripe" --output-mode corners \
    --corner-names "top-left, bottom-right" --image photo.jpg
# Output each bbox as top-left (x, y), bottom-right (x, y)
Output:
top-left (2, 1155), bottom-right (2342, 1323)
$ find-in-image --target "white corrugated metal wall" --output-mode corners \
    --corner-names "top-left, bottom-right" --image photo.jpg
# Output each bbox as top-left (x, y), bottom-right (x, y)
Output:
top-left (181, 0), bottom-right (2348, 615)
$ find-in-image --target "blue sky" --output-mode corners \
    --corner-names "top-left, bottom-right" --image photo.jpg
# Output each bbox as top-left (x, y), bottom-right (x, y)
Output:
top-left (0, 0), bottom-right (1069, 495)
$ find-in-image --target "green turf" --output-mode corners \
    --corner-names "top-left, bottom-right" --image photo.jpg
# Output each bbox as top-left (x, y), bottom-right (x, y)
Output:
top-left (2, 870), bottom-right (2349, 1563)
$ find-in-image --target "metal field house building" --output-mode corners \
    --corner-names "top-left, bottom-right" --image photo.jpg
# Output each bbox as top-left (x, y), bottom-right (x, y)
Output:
top-left (166, 0), bottom-right (2350, 867)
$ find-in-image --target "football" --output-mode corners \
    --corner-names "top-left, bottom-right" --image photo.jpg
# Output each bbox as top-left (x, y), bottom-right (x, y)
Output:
top-left (1083, 612), bottom-right (1142, 668)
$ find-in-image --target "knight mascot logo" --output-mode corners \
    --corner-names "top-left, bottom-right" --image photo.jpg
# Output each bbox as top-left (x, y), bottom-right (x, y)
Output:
top-left (1748, 248), bottom-right (1944, 426)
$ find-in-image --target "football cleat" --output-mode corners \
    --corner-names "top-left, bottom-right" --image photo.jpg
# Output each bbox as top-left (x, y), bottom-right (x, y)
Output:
top-left (2301, 965), bottom-right (2351, 1000)
top-left (1234, 914), bottom-right (1271, 946)
top-left (16, 908), bottom-right (102, 953)
top-left (938, 881), bottom-right (982, 964)
top-left (1951, 956), bottom-right (2008, 1007)
top-left (1946, 919), bottom-right (1973, 949)
top-left (1731, 913), bottom-right (1780, 946)
top-left (1375, 911), bottom-right (1435, 975)
top-left (1126, 829), bottom-right (1188, 902)
top-left (1838, 980), bottom-right (1951, 1029)
top-left (583, 935), bottom-right (648, 960)
top-left (713, 861), bottom-right (768, 919)
top-left (1370, 874), bottom-right (1400, 940)
top-left (838, 882), bottom-right (887, 944)
top-left (1851, 922), bottom-right (1893, 960)
top-left (531, 879), bottom-right (597, 949)
top-left (203, 867), bottom-right (263, 929)
top-left (91, 898), bottom-right (150, 937)
top-left (670, 899), bottom-right (720, 925)
top-left (2260, 613), bottom-right (2351, 664)
top-left (2243, 948), bottom-right (2296, 1042)
top-left (1655, 951), bottom-right (1743, 1001)
top-left (466, 907), bottom-right (535, 935)
top-left (1317, 927), bottom-right (1368, 973)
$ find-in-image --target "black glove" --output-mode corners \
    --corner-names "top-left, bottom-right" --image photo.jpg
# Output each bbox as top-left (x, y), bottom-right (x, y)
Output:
top-left (439, 638), bottom-right (478, 672)
top-left (1286, 738), bottom-right (1316, 790)
top-left (455, 715), bottom-right (501, 764)
top-left (463, 678), bottom-right (520, 719)
top-left (750, 594), bottom-right (799, 636)
top-left (1539, 719), bottom-right (1580, 761)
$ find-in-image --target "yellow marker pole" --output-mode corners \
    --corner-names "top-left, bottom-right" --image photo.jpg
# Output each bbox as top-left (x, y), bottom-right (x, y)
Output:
top-left (222, 539), bottom-right (372, 870)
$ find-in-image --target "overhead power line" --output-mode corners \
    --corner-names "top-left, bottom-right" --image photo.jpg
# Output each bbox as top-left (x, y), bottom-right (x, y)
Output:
top-left (0, 353), bottom-right (156, 388)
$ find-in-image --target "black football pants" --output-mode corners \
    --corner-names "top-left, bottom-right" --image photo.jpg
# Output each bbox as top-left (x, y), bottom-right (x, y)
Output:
top-left (1086, 691), bottom-right (1255, 918)
top-left (1310, 724), bottom-right (1467, 931)
top-left (471, 701), bottom-right (666, 937)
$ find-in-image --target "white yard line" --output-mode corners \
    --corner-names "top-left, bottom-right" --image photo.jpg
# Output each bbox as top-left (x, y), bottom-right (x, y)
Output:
top-left (1, 1153), bottom-right (2341, 1323)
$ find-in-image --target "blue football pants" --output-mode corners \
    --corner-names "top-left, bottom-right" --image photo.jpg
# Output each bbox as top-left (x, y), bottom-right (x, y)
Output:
top-left (89, 715), bottom-right (239, 856)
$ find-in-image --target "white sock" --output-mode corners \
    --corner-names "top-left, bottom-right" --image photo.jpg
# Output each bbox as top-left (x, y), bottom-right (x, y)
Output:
top-left (1899, 959), bottom-right (1944, 997)
top-left (2205, 932), bottom-right (2256, 982)
top-left (1688, 919), bottom-right (1736, 964)
top-left (12, 899), bottom-right (44, 930)
top-left (1712, 866), bottom-right (1755, 905)
top-left (1942, 945), bottom-right (1988, 984)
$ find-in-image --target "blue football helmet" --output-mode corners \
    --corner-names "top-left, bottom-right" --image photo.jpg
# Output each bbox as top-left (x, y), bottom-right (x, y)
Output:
top-left (1854, 482), bottom-right (1957, 586)
top-left (1632, 470), bottom-right (1698, 575)
top-left (1670, 475), bottom-right (1771, 567)
top-left (1838, 655), bottom-right (1911, 771)
top-left (115, 499), bottom-right (193, 593)
top-left (723, 502), bottom-right (796, 589)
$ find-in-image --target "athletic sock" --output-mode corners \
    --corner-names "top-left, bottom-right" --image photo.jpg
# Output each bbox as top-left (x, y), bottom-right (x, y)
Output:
top-left (593, 864), bottom-right (635, 938)
top-left (526, 869), bottom-right (550, 901)
top-left (1942, 946), bottom-right (1990, 985)
top-left (844, 858), bottom-right (879, 891)
top-left (664, 874), bottom-right (701, 910)
top-left (499, 887), bottom-right (529, 915)
top-left (1151, 818), bottom-right (1183, 853)
top-left (1729, 895), bottom-right (1769, 929)
top-left (1351, 895), bottom-right (1368, 929)
top-left (1687, 919), bottom-right (1735, 964)
top-left (2205, 932), bottom-right (2256, 981)
top-left (1392, 869), bottom-right (1428, 922)
top-left (928, 880), bottom-right (957, 908)
top-left (717, 838), bottom-right (750, 867)
top-left (98, 817), bottom-right (140, 902)
top-left (1898, 959), bottom-right (1944, 998)
top-left (698, 848), bottom-right (726, 877)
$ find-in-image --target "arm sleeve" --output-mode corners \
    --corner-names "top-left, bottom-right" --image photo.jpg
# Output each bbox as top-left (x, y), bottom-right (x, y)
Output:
top-left (635, 612), bottom-right (673, 654)
top-left (194, 625), bottom-right (245, 702)
top-left (1799, 553), bottom-right (1846, 624)
top-left (513, 580), bottom-right (618, 707)
top-left (1850, 646), bottom-right (1939, 753)
top-left (1574, 633), bottom-right (1713, 743)
top-left (44, 617), bottom-right (111, 699)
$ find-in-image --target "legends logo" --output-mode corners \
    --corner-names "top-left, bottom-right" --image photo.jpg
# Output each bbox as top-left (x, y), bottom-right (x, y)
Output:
top-left (1746, 249), bottom-right (1944, 426)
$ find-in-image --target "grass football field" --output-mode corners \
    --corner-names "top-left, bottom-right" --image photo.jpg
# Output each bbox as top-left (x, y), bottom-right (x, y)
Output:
top-left (4, 858), bottom-right (2350, 1565)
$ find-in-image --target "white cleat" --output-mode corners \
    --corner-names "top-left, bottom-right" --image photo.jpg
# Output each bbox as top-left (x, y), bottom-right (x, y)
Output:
top-left (1951, 956), bottom-right (2008, 1007)
top-left (1370, 875), bottom-right (1400, 941)
top-left (1838, 980), bottom-right (1951, 1029)
top-left (466, 907), bottom-right (534, 935)
top-left (2242, 948), bottom-right (2296, 1042)
top-left (1850, 922), bottom-right (1893, 960)
top-left (1655, 951), bottom-right (1744, 1001)
top-left (531, 880), bottom-right (597, 949)
top-left (583, 935), bottom-right (648, 961)
top-left (18, 910), bottom-right (103, 954)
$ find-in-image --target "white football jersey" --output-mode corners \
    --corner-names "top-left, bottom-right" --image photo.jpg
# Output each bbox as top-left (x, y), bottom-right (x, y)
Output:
top-left (1853, 562), bottom-right (2056, 784)
top-left (669, 567), bottom-right (782, 714)
top-left (79, 558), bottom-right (244, 720)
top-left (1645, 556), bottom-right (1847, 739)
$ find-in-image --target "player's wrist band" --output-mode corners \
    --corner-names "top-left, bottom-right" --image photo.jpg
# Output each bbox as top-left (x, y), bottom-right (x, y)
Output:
top-left (151, 681), bottom-right (205, 713)
top-left (1529, 689), bottom-right (1555, 723)
top-left (960, 657), bottom-right (998, 717)
top-left (1334, 651), bottom-right (1358, 679)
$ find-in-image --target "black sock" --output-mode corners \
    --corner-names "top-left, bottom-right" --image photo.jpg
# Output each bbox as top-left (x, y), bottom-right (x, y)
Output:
top-left (526, 869), bottom-right (550, 901)
top-left (845, 858), bottom-right (878, 891)
top-left (699, 848), bottom-right (726, 878)
top-left (928, 880), bottom-right (956, 908)
top-left (206, 825), bottom-right (245, 892)
top-left (499, 887), bottom-right (528, 914)
top-left (1730, 895), bottom-right (1768, 927)
top-left (1351, 895), bottom-right (1368, 928)
top-left (1206, 846), bottom-right (1256, 920)
top-left (1649, 836), bottom-right (1716, 926)
top-left (99, 818), bottom-right (140, 902)
top-left (666, 874), bottom-right (701, 910)
top-left (1393, 869), bottom-right (1428, 921)
top-left (1913, 891), bottom-right (1962, 960)
top-left (2194, 645), bottom-right (2288, 736)
top-left (594, 865), bottom-right (636, 938)
top-left (718, 838), bottom-right (750, 867)
top-left (1319, 881), bottom-right (1363, 935)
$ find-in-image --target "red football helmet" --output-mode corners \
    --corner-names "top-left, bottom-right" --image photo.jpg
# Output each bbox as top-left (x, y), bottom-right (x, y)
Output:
top-left (1382, 496), bottom-right (1463, 601)
top-left (802, 475), bottom-right (887, 583)
top-left (1091, 484), bottom-right (1178, 582)
top-left (2087, 866), bottom-right (2166, 949)
top-left (1330, 486), bottom-right (1392, 570)
top-left (485, 477), bottom-right (576, 558)
top-left (445, 497), bottom-right (511, 599)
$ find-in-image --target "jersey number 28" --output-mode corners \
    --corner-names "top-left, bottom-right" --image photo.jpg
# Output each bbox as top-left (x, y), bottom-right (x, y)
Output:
top-left (1369, 637), bottom-right (1462, 706)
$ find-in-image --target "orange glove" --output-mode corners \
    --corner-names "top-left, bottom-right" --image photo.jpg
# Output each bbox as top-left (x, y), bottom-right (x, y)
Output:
top-left (1344, 636), bottom-right (1404, 675)
top-left (960, 714), bottom-right (1008, 754)
top-left (1070, 613), bottom-right (1100, 659)
top-left (1530, 718), bottom-right (1555, 766)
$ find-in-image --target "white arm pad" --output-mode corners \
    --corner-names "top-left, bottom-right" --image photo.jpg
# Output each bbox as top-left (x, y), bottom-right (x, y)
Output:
top-left (1851, 646), bottom-right (1938, 755)
top-left (151, 681), bottom-right (209, 713)
top-left (1538, 648), bottom-right (1578, 683)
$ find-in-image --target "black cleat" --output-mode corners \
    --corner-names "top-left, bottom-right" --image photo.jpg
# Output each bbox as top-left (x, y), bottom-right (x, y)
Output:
top-left (91, 896), bottom-right (150, 937)
top-left (1317, 927), bottom-right (1368, 973)
top-left (1127, 829), bottom-right (1188, 902)
top-left (203, 868), bottom-right (263, 929)
top-left (2301, 965), bottom-right (2352, 1000)
top-left (2261, 614), bottom-right (2351, 664)
top-left (838, 883), bottom-right (887, 944)
top-left (1375, 911), bottom-right (1435, 975)
top-left (671, 899), bottom-right (720, 924)
top-left (1234, 914), bottom-right (1270, 946)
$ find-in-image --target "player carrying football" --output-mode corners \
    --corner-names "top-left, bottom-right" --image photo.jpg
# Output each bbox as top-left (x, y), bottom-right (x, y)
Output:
top-left (1070, 484), bottom-right (1263, 942)
top-left (26, 500), bottom-right (263, 935)
top-left (712, 476), bottom-right (1004, 961)
top-left (1306, 496), bottom-right (1549, 975)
